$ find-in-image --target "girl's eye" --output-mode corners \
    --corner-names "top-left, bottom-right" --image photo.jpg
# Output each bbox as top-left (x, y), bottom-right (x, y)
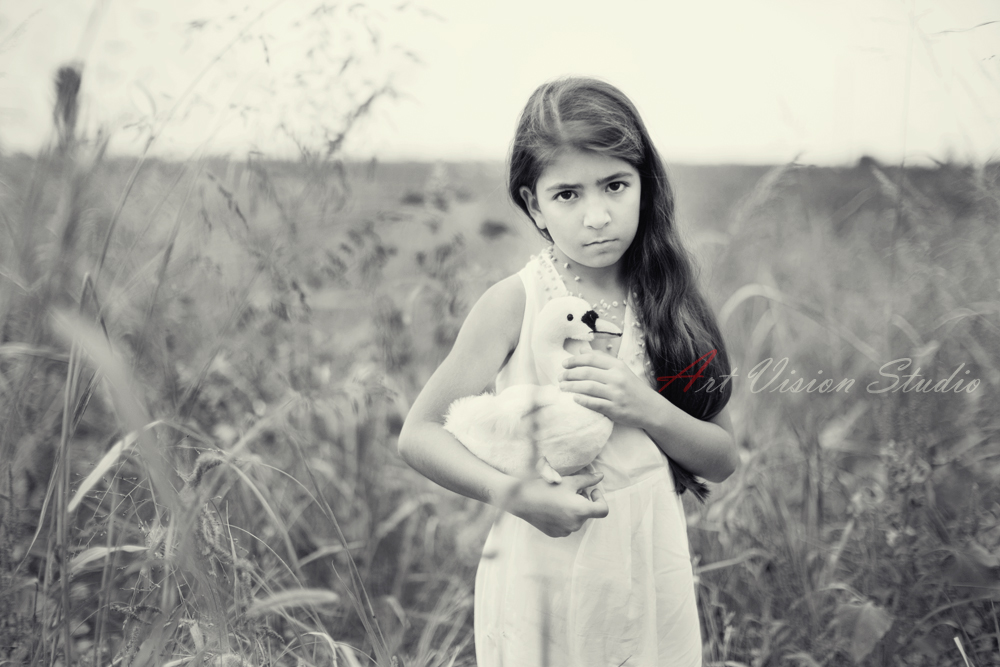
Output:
top-left (607, 181), bottom-right (628, 193)
top-left (554, 191), bottom-right (577, 202)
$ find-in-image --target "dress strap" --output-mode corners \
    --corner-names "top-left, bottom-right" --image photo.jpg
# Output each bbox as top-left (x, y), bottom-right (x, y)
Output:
top-left (534, 248), bottom-right (569, 301)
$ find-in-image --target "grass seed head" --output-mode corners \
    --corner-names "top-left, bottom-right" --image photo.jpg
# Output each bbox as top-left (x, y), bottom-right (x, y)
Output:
top-left (210, 653), bottom-right (251, 667)
top-left (53, 62), bottom-right (83, 151)
top-left (185, 452), bottom-right (226, 489)
top-left (143, 521), bottom-right (167, 557)
top-left (198, 506), bottom-right (230, 563)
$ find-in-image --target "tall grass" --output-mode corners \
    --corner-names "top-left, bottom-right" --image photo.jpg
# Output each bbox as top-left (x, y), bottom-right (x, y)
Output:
top-left (690, 159), bottom-right (1000, 666)
top-left (3, 27), bottom-right (999, 667)
top-left (0, 55), bottom-right (483, 665)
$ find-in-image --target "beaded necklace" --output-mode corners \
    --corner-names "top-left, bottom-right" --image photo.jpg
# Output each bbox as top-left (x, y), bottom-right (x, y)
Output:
top-left (542, 246), bottom-right (649, 366)
top-left (544, 245), bottom-right (627, 322)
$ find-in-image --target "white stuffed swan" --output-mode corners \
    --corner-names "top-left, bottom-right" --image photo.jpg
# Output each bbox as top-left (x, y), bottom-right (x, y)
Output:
top-left (443, 296), bottom-right (622, 483)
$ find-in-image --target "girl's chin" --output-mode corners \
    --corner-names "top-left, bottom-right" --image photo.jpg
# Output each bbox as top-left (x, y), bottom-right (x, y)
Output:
top-left (554, 244), bottom-right (622, 268)
top-left (580, 245), bottom-right (623, 262)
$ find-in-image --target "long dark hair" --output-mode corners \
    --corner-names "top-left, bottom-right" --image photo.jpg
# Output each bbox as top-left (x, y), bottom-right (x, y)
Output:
top-left (508, 76), bottom-right (731, 499)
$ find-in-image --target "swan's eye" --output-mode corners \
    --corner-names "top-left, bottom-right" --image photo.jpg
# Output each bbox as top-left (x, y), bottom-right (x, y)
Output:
top-left (567, 314), bottom-right (573, 321)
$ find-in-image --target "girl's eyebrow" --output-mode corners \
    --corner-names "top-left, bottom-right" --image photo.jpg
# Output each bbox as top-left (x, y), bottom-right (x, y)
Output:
top-left (543, 172), bottom-right (635, 192)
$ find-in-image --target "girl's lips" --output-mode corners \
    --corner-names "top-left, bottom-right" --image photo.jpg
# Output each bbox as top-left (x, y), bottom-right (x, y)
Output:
top-left (586, 239), bottom-right (615, 246)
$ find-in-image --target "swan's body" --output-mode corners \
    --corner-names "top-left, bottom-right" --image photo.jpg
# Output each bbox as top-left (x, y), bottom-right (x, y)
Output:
top-left (443, 296), bottom-right (622, 480)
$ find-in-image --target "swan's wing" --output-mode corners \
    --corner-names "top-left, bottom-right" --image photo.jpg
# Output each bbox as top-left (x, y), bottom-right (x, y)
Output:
top-left (442, 385), bottom-right (560, 476)
top-left (493, 384), bottom-right (562, 417)
top-left (444, 385), bottom-right (556, 438)
top-left (528, 397), bottom-right (614, 474)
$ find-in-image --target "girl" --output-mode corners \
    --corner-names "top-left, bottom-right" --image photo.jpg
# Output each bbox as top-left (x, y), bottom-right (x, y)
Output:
top-left (398, 77), bottom-right (738, 667)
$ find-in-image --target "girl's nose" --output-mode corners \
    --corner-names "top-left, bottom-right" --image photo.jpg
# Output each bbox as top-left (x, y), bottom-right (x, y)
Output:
top-left (582, 200), bottom-right (611, 228)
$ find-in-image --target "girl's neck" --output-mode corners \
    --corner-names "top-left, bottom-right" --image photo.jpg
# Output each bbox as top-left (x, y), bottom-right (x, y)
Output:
top-left (549, 245), bottom-right (626, 294)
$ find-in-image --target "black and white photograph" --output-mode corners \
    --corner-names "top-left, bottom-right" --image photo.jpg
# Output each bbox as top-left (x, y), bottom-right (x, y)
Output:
top-left (1, 1), bottom-right (998, 665)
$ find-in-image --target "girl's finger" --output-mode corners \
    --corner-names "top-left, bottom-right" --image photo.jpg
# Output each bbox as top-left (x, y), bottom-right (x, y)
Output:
top-left (569, 393), bottom-right (614, 414)
top-left (567, 471), bottom-right (604, 491)
top-left (559, 379), bottom-right (611, 399)
top-left (558, 365), bottom-right (605, 382)
top-left (562, 353), bottom-right (614, 371)
top-left (577, 479), bottom-right (602, 498)
top-left (588, 485), bottom-right (605, 504)
top-left (585, 493), bottom-right (609, 518)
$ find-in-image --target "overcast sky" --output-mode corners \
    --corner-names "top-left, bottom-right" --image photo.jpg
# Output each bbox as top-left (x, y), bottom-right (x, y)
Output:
top-left (1, 0), bottom-right (998, 164)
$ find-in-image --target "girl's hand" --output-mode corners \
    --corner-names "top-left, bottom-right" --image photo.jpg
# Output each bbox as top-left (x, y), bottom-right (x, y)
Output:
top-left (506, 471), bottom-right (608, 538)
top-left (558, 350), bottom-right (660, 430)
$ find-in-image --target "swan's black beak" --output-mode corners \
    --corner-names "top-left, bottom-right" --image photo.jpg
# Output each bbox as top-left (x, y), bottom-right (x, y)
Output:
top-left (582, 309), bottom-right (623, 337)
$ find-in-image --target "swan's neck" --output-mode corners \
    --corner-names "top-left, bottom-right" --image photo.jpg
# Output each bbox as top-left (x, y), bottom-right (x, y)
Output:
top-left (533, 335), bottom-right (591, 385)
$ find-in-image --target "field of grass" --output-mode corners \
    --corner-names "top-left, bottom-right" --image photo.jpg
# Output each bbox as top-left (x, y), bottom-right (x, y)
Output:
top-left (2, 68), bottom-right (1000, 667)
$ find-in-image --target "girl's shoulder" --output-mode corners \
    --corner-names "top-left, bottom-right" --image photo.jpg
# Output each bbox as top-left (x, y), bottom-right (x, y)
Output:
top-left (489, 251), bottom-right (552, 326)
top-left (476, 251), bottom-right (546, 320)
top-left (479, 272), bottom-right (525, 317)
top-left (463, 271), bottom-right (525, 357)
top-left (463, 251), bottom-right (550, 355)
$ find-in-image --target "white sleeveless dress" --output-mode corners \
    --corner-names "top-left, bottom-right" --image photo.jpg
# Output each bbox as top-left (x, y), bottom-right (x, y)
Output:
top-left (474, 250), bottom-right (703, 667)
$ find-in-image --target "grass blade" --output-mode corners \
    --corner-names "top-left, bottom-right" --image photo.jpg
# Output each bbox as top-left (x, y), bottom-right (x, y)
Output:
top-left (67, 420), bottom-right (162, 514)
top-left (246, 589), bottom-right (341, 617)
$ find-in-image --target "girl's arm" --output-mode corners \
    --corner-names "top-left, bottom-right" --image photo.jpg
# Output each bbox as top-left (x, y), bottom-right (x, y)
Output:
top-left (398, 275), bottom-right (608, 537)
top-left (559, 353), bottom-right (738, 483)
top-left (398, 276), bottom-right (524, 505)
top-left (640, 401), bottom-right (737, 484)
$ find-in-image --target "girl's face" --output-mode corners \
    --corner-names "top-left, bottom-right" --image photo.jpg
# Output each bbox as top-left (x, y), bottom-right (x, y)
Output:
top-left (521, 148), bottom-right (641, 271)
